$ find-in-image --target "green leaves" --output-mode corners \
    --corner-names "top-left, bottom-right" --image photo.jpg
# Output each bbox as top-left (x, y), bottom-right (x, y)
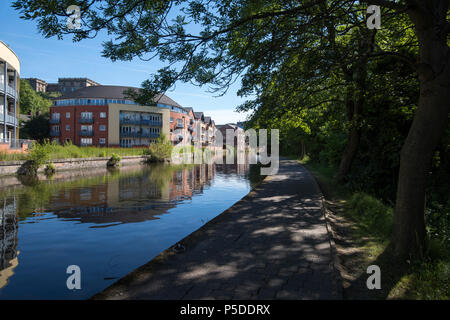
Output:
top-left (19, 79), bottom-right (52, 114)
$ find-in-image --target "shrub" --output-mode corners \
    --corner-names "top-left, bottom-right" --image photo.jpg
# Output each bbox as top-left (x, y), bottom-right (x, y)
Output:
top-left (17, 142), bottom-right (51, 176)
top-left (348, 192), bottom-right (394, 238)
top-left (144, 134), bottom-right (173, 162)
top-left (107, 153), bottom-right (121, 167)
top-left (44, 162), bottom-right (56, 176)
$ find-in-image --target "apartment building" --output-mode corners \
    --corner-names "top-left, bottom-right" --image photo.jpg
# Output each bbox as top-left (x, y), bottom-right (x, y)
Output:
top-left (49, 86), bottom-right (171, 147)
top-left (49, 84), bottom-right (220, 148)
top-left (24, 78), bottom-right (47, 92)
top-left (169, 106), bottom-right (190, 145)
top-left (203, 116), bottom-right (216, 146)
top-left (0, 41), bottom-right (20, 144)
top-left (26, 77), bottom-right (101, 94)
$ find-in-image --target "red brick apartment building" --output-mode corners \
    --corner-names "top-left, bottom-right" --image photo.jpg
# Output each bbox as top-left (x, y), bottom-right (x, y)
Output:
top-left (49, 85), bottom-right (217, 147)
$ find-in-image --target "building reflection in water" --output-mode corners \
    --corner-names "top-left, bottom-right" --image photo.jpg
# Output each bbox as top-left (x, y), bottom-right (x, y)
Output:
top-left (0, 162), bottom-right (254, 289)
top-left (0, 196), bottom-right (19, 290)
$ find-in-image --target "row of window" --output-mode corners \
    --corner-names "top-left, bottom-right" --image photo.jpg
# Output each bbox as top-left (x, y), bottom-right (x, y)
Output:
top-left (157, 103), bottom-right (187, 114)
top-left (119, 112), bottom-right (162, 121)
top-left (51, 111), bottom-right (107, 120)
top-left (80, 138), bottom-right (106, 145)
top-left (120, 126), bottom-right (160, 133)
top-left (58, 138), bottom-right (106, 145)
top-left (52, 124), bottom-right (106, 132)
top-left (54, 99), bottom-right (138, 106)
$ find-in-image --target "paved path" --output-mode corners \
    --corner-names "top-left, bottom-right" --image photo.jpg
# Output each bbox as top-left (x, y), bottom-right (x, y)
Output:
top-left (93, 160), bottom-right (341, 300)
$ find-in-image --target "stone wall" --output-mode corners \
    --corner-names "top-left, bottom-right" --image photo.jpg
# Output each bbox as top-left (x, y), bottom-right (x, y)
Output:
top-left (0, 155), bottom-right (147, 176)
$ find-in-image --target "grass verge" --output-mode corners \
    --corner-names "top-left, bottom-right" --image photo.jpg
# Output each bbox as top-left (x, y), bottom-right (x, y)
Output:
top-left (0, 142), bottom-right (147, 161)
top-left (299, 157), bottom-right (449, 300)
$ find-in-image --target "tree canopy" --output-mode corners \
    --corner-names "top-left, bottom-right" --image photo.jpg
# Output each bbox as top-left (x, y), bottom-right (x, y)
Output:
top-left (12, 0), bottom-right (450, 259)
top-left (19, 79), bottom-right (52, 115)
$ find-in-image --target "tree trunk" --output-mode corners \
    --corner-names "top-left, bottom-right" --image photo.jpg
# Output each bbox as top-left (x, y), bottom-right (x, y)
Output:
top-left (337, 30), bottom-right (375, 183)
top-left (337, 118), bottom-right (361, 183)
top-left (392, 1), bottom-right (450, 258)
top-left (337, 74), bottom-right (365, 182)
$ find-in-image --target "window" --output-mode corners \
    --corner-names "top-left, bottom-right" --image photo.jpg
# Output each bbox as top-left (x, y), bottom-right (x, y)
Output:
top-left (66, 125), bottom-right (70, 131)
top-left (99, 125), bottom-right (106, 131)
top-left (170, 117), bottom-right (173, 123)
top-left (100, 112), bottom-right (106, 118)
top-left (66, 112), bottom-right (70, 118)
top-left (53, 125), bottom-right (60, 132)
top-left (81, 112), bottom-right (92, 119)
top-left (99, 138), bottom-right (106, 144)
top-left (81, 138), bottom-right (92, 145)
top-left (52, 113), bottom-right (60, 120)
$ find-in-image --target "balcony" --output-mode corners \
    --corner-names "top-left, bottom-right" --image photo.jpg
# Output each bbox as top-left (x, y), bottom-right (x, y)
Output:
top-left (176, 123), bottom-right (185, 129)
top-left (7, 85), bottom-right (17, 99)
top-left (79, 117), bottom-right (94, 124)
top-left (50, 130), bottom-right (60, 137)
top-left (120, 131), bottom-right (139, 138)
top-left (0, 85), bottom-right (17, 99)
top-left (120, 118), bottom-right (140, 125)
top-left (49, 118), bottom-right (60, 124)
top-left (78, 130), bottom-right (93, 137)
top-left (5, 113), bottom-right (18, 126)
top-left (188, 125), bottom-right (194, 132)
top-left (141, 119), bottom-right (162, 126)
top-left (141, 132), bottom-right (160, 138)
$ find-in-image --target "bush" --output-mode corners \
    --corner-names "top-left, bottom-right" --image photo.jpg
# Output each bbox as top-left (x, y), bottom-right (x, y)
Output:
top-left (348, 192), bottom-right (394, 238)
top-left (17, 142), bottom-right (51, 176)
top-left (144, 134), bottom-right (173, 162)
top-left (44, 162), bottom-right (56, 176)
top-left (107, 153), bottom-right (121, 167)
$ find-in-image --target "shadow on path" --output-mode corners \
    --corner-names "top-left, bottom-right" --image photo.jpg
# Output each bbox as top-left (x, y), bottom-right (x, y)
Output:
top-left (93, 160), bottom-right (342, 300)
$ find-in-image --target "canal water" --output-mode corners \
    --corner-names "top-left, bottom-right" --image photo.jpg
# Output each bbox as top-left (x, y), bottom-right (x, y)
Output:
top-left (0, 163), bottom-right (261, 299)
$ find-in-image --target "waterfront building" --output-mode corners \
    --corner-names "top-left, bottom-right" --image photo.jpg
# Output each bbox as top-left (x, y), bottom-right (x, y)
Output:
top-left (193, 112), bottom-right (206, 145)
top-left (49, 85), bottom-right (173, 147)
top-left (216, 123), bottom-right (245, 147)
top-left (49, 84), bottom-right (219, 148)
top-left (168, 104), bottom-right (190, 145)
top-left (0, 41), bottom-right (20, 144)
top-left (203, 116), bottom-right (216, 147)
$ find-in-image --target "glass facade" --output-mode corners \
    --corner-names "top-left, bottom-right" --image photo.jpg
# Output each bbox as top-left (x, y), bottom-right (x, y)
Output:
top-left (54, 98), bottom-right (139, 106)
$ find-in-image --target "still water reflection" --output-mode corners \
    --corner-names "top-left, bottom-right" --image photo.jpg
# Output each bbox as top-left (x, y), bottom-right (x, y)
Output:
top-left (0, 162), bottom-right (261, 299)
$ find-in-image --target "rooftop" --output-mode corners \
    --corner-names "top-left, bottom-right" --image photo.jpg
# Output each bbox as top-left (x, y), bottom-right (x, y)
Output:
top-left (57, 85), bottom-right (184, 108)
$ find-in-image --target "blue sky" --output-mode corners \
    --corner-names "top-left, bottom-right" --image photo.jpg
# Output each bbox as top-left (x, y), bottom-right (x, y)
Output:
top-left (0, 1), bottom-right (251, 124)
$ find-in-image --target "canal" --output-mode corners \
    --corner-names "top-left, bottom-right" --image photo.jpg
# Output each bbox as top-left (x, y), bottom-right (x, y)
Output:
top-left (0, 162), bottom-right (262, 299)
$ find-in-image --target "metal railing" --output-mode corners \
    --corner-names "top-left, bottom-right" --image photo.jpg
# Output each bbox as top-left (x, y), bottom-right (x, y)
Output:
top-left (49, 130), bottom-right (60, 137)
top-left (120, 118), bottom-right (140, 125)
top-left (78, 130), bottom-right (93, 136)
top-left (0, 138), bottom-right (34, 149)
top-left (140, 132), bottom-right (160, 138)
top-left (0, 85), bottom-right (18, 99)
top-left (141, 119), bottom-right (162, 126)
top-left (79, 117), bottom-right (94, 124)
top-left (120, 131), bottom-right (139, 138)
top-left (176, 123), bottom-right (185, 129)
top-left (49, 118), bottom-right (60, 124)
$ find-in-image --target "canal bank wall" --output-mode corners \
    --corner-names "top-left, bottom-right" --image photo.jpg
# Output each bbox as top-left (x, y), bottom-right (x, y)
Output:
top-left (92, 159), bottom-right (342, 300)
top-left (0, 155), bottom-right (148, 177)
top-left (0, 156), bottom-right (149, 189)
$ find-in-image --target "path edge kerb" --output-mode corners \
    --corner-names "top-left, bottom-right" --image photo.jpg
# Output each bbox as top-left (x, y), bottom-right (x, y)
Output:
top-left (91, 172), bottom-right (272, 299)
top-left (299, 163), bottom-right (344, 299)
